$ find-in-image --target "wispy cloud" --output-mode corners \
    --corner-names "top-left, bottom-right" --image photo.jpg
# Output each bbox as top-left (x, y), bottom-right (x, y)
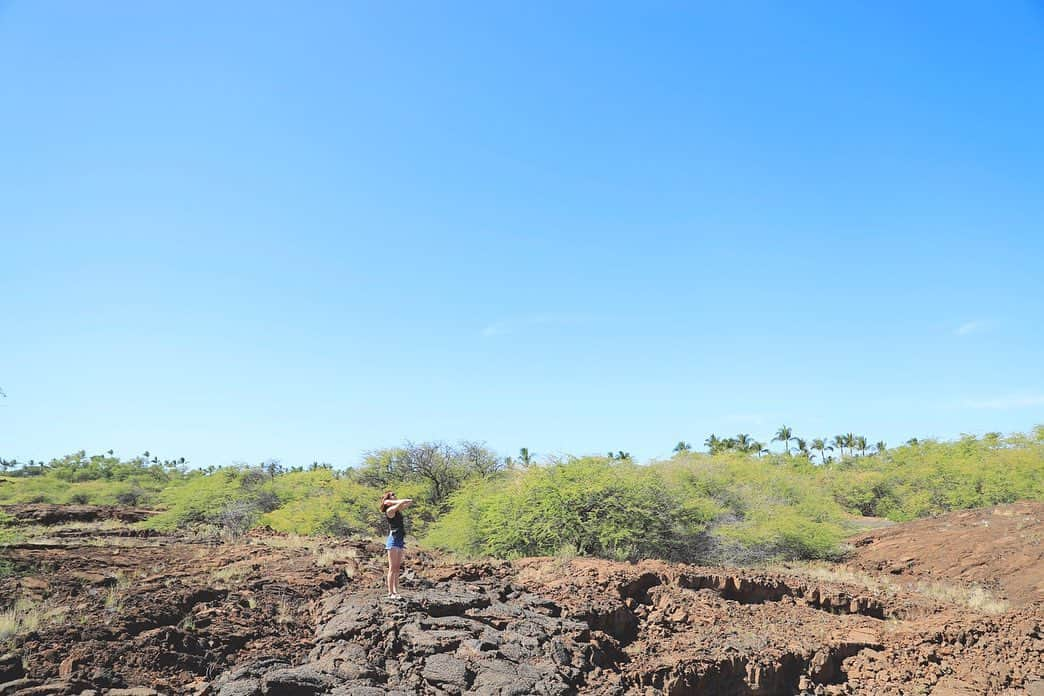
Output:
top-left (961, 394), bottom-right (1044, 410)
top-left (954, 320), bottom-right (986, 336)
top-left (481, 313), bottom-right (591, 337)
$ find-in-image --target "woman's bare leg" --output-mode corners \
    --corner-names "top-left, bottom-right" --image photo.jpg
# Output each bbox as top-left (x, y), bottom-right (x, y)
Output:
top-left (388, 548), bottom-right (403, 594)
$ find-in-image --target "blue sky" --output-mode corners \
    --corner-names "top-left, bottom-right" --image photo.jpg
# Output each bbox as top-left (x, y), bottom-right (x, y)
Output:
top-left (2, 1), bottom-right (1042, 467)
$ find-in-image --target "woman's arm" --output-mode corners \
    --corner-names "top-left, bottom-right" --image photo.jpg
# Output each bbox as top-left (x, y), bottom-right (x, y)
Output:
top-left (385, 498), bottom-right (414, 516)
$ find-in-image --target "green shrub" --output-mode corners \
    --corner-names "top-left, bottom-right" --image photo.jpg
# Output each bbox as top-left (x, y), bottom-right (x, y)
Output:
top-left (426, 457), bottom-right (704, 561)
top-left (0, 453), bottom-right (174, 506)
top-left (0, 511), bottom-right (19, 547)
top-left (0, 475), bottom-right (71, 504)
top-left (258, 470), bottom-right (380, 536)
top-left (4, 427), bottom-right (1040, 565)
top-left (143, 469), bottom-right (255, 530)
top-left (651, 452), bottom-right (850, 562)
top-left (823, 433), bottom-right (1043, 521)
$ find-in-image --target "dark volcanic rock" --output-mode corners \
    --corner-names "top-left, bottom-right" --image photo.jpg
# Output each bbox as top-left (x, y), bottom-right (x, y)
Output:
top-left (316, 596), bottom-right (382, 641)
top-left (7, 504), bottom-right (1043, 696)
top-left (0, 654), bottom-right (23, 683)
top-left (214, 680), bottom-right (261, 696)
top-left (261, 665), bottom-right (336, 695)
top-left (210, 576), bottom-right (598, 696)
top-left (407, 587), bottom-right (492, 617)
top-left (422, 653), bottom-right (469, 687)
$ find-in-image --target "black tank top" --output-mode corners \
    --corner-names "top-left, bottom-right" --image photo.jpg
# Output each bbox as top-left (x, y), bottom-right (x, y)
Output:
top-left (388, 511), bottom-right (405, 535)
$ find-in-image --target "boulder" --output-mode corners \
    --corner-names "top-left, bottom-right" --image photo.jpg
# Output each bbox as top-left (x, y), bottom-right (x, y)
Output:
top-left (316, 597), bottom-right (381, 641)
top-left (261, 666), bottom-right (336, 696)
top-left (214, 680), bottom-right (261, 696)
top-left (422, 654), bottom-right (469, 687)
top-left (407, 589), bottom-right (491, 617)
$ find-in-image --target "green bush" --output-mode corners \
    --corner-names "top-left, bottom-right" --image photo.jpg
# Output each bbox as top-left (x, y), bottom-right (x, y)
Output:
top-left (143, 468), bottom-right (257, 531)
top-left (823, 433), bottom-right (1043, 521)
top-left (426, 457), bottom-right (705, 561)
top-left (424, 430), bottom-right (1042, 564)
top-left (0, 452), bottom-right (175, 506)
top-left (651, 453), bottom-right (849, 562)
top-left (3, 427), bottom-right (1040, 564)
top-left (258, 469), bottom-right (381, 536)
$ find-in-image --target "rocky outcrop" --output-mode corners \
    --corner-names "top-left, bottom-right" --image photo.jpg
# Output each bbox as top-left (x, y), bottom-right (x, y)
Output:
top-left (3, 503), bottom-right (1041, 695)
top-left (212, 580), bottom-right (600, 696)
top-left (0, 504), bottom-right (156, 525)
top-left (675, 571), bottom-right (889, 619)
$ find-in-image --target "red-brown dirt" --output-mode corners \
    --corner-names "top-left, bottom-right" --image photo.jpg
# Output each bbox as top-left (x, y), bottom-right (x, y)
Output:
top-left (1, 503), bottom-right (1041, 695)
top-left (846, 501), bottom-right (1044, 607)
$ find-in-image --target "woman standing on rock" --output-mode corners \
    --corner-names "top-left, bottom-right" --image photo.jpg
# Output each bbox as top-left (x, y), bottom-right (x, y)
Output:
top-left (380, 490), bottom-right (413, 599)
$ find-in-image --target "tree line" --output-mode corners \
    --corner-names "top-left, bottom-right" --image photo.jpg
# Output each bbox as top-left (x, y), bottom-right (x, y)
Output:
top-left (673, 425), bottom-right (891, 464)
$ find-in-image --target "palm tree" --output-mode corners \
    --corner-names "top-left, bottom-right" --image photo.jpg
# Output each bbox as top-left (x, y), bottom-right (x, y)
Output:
top-left (519, 448), bottom-right (534, 466)
top-left (874, 441), bottom-right (887, 455)
top-left (794, 437), bottom-right (811, 460)
top-left (906, 438), bottom-right (919, 446)
top-left (855, 435), bottom-right (868, 457)
top-left (704, 434), bottom-right (722, 453)
top-left (845, 433), bottom-right (857, 457)
top-left (673, 441), bottom-right (692, 454)
top-left (831, 435), bottom-right (846, 459)
top-left (735, 434), bottom-right (754, 453)
top-left (752, 441), bottom-right (769, 457)
top-left (773, 425), bottom-right (794, 455)
top-left (810, 438), bottom-right (827, 463)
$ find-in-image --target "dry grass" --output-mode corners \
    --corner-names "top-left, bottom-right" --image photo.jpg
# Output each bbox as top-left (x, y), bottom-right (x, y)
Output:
top-left (314, 545), bottom-right (358, 568)
top-left (274, 596), bottom-right (296, 625)
top-left (251, 534), bottom-right (321, 551)
top-left (104, 586), bottom-right (122, 612)
top-left (434, 550), bottom-right (486, 565)
top-left (915, 581), bottom-right (1010, 614)
top-left (211, 560), bottom-right (256, 585)
top-left (0, 600), bottom-right (36, 640)
top-left (769, 561), bottom-right (901, 596)
top-left (22, 520), bottom-right (126, 536)
top-left (769, 561), bottom-right (1011, 615)
top-left (0, 599), bottom-right (68, 642)
top-left (516, 557), bottom-right (573, 587)
top-left (103, 571), bottom-right (132, 613)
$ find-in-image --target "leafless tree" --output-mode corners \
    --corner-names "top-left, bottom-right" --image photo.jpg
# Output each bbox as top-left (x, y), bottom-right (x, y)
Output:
top-left (460, 440), bottom-right (504, 478)
top-left (401, 441), bottom-right (458, 505)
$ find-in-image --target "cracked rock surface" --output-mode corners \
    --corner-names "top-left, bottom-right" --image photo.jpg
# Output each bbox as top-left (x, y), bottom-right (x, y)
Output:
top-left (2, 503), bottom-right (1042, 695)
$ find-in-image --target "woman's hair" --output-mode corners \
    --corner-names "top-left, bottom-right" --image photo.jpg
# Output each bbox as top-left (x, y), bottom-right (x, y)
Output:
top-left (379, 490), bottom-right (395, 511)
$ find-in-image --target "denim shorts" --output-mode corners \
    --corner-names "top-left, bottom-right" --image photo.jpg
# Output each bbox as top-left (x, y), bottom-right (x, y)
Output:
top-left (386, 530), bottom-right (405, 550)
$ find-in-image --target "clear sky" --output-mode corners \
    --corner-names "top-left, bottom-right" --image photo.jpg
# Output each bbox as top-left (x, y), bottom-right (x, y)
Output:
top-left (2, 1), bottom-right (1042, 467)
